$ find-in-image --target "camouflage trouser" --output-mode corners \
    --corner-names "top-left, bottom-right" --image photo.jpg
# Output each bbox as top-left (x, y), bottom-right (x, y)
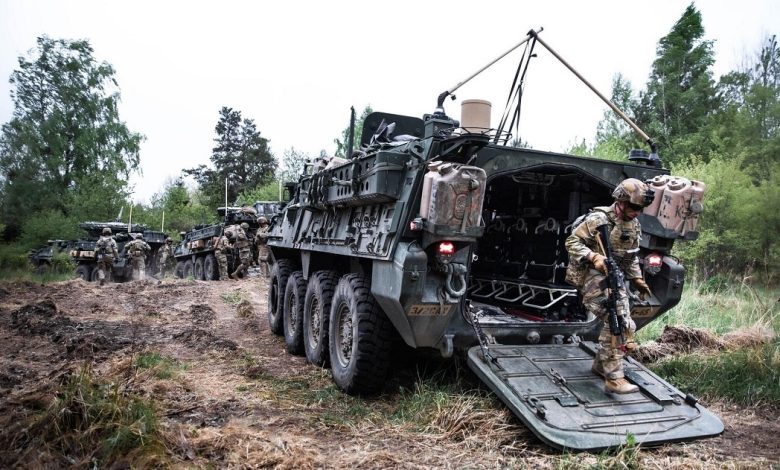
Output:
top-left (158, 253), bottom-right (169, 277)
top-left (97, 256), bottom-right (113, 285)
top-left (216, 251), bottom-right (229, 281)
top-left (233, 248), bottom-right (252, 278)
top-left (258, 256), bottom-right (269, 277)
top-left (581, 269), bottom-right (636, 380)
top-left (131, 257), bottom-right (146, 281)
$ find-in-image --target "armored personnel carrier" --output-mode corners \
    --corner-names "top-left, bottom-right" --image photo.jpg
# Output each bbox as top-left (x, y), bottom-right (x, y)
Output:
top-left (29, 221), bottom-right (167, 281)
top-left (70, 221), bottom-right (167, 282)
top-left (264, 30), bottom-right (721, 450)
top-left (173, 206), bottom-right (264, 280)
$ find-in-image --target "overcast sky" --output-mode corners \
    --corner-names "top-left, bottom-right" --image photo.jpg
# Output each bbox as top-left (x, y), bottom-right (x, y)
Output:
top-left (1, 0), bottom-right (777, 203)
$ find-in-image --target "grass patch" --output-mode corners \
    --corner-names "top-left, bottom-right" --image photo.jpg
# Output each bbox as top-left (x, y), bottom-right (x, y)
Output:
top-left (135, 352), bottom-right (185, 379)
top-left (28, 364), bottom-right (166, 466)
top-left (650, 339), bottom-right (780, 407)
top-left (638, 278), bottom-right (779, 341)
top-left (220, 290), bottom-right (245, 305)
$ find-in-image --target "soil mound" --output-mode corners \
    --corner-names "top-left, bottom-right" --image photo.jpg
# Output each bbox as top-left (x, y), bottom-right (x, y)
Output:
top-left (174, 328), bottom-right (238, 352)
top-left (637, 325), bottom-right (775, 362)
top-left (11, 300), bottom-right (74, 336)
top-left (190, 304), bottom-right (216, 325)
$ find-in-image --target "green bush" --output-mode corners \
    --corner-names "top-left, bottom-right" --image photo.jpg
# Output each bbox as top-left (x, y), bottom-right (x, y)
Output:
top-left (0, 243), bottom-right (32, 271)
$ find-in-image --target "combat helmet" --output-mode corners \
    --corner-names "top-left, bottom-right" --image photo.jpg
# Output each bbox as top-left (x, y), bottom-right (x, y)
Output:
top-left (165, 237), bottom-right (172, 244)
top-left (102, 227), bottom-right (112, 235)
top-left (257, 216), bottom-right (268, 225)
top-left (612, 178), bottom-right (655, 207)
top-left (240, 222), bottom-right (249, 231)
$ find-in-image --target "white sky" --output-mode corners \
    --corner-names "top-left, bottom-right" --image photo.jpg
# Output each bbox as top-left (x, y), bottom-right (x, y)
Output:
top-left (1, 0), bottom-right (777, 203)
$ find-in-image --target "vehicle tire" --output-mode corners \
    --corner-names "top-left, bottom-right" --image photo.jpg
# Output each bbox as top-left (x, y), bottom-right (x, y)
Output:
top-left (203, 254), bottom-right (218, 280)
top-left (268, 259), bottom-right (295, 335)
top-left (328, 274), bottom-right (394, 395)
top-left (183, 259), bottom-right (194, 279)
top-left (75, 264), bottom-right (92, 281)
top-left (283, 271), bottom-right (307, 355)
top-left (194, 256), bottom-right (205, 280)
top-left (174, 261), bottom-right (185, 279)
top-left (90, 266), bottom-right (100, 282)
top-left (303, 270), bottom-right (339, 367)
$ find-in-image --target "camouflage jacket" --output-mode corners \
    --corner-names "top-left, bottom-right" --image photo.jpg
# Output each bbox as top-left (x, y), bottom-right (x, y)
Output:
top-left (215, 235), bottom-right (231, 253)
top-left (254, 226), bottom-right (269, 245)
top-left (126, 239), bottom-right (151, 258)
top-left (564, 205), bottom-right (642, 280)
top-left (233, 228), bottom-right (250, 249)
top-left (96, 236), bottom-right (119, 258)
top-left (160, 244), bottom-right (173, 258)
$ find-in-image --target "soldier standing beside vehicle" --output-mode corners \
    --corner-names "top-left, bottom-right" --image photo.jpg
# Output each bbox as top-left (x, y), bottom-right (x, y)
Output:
top-left (231, 222), bottom-right (252, 279)
top-left (565, 178), bottom-right (654, 394)
top-left (95, 227), bottom-right (118, 286)
top-left (157, 237), bottom-right (173, 277)
top-left (215, 230), bottom-right (232, 281)
top-left (254, 216), bottom-right (270, 277)
top-left (126, 233), bottom-right (151, 281)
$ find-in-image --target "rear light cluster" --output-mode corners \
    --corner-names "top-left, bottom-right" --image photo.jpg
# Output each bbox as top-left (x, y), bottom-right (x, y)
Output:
top-left (644, 252), bottom-right (663, 275)
top-left (437, 241), bottom-right (455, 256)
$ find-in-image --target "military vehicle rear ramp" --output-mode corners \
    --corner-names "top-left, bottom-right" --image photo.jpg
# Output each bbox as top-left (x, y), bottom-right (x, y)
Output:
top-left (467, 342), bottom-right (723, 451)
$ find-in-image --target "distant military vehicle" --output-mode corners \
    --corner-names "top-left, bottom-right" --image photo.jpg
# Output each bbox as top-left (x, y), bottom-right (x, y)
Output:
top-left (173, 205), bottom-right (267, 280)
top-left (70, 221), bottom-right (167, 282)
top-left (30, 221), bottom-right (167, 281)
top-left (263, 30), bottom-right (721, 450)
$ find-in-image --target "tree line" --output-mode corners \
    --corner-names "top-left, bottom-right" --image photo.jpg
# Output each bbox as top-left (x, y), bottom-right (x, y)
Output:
top-left (1, 5), bottom-right (777, 280)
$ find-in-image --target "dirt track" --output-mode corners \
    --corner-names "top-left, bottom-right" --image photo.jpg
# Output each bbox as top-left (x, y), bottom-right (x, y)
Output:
top-left (0, 278), bottom-right (777, 468)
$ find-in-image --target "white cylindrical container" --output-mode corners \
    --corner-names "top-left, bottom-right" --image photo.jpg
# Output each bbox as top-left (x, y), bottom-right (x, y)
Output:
top-left (461, 99), bottom-right (491, 133)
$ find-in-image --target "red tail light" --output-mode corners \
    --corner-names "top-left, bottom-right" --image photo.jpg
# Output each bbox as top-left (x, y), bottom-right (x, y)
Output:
top-left (646, 253), bottom-right (663, 268)
top-left (438, 241), bottom-right (455, 255)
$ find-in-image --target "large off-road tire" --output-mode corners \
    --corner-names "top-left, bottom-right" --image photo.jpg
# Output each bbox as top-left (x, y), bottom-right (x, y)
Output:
top-left (283, 271), bottom-right (307, 355)
top-left (268, 259), bottom-right (295, 335)
top-left (75, 264), bottom-right (92, 281)
top-left (183, 260), bottom-right (194, 279)
top-left (90, 266), bottom-right (100, 282)
top-left (194, 256), bottom-right (205, 280)
top-left (203, 254), bottom-right (218, 280)
top-left (328, 274), bottom-right (395, 395)
top-left (303, 270), bottom-right (339, 367)
top-left (174, 261), bottom-right (185, 279)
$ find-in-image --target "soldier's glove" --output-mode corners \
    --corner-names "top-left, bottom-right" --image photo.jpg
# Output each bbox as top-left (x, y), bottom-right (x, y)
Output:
top-left (589, 253), bottom-right (607, 274)
top-left (632, 278), bottom-right (652, 300)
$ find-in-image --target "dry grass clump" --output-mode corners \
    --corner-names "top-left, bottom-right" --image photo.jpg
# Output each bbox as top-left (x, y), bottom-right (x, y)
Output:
top-left (236, 298), bottom-right (255, 318)
top-left (427, 395), bottom-right (526, 449)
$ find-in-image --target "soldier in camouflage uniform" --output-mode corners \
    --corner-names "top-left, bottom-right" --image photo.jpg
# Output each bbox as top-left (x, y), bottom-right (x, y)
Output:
top-left (231, 222), bottom-right (252, 279)
top-left (565, 178), bottom-right (653, 394)
top-left (214, 230), bottom-right (232, 281)
top-left (126, 233), bottom-right (151, 281)
top-left (254, 216), bottom-right (270, 277)
top-left (157, 237), bottom-right (173, 277)
top-left (95, 227), bottom-right (119, 286)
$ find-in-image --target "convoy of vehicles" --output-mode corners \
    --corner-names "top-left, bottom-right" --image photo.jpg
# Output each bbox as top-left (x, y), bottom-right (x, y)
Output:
top-left (172, 202), bottom-right (280, 280)
top-left (29, 221), bottom-right (167, 282)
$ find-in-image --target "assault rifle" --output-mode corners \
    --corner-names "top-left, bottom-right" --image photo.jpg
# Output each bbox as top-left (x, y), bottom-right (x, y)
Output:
top-left (595, 224), bottom-right (627, 352)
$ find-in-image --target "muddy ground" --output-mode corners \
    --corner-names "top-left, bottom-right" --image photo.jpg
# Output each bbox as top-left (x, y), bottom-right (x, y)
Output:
top-left (0, 277), bottom-right (776, 469)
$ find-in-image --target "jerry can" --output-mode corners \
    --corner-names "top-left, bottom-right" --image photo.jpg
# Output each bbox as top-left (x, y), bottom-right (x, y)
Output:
top-left (425, 163), bottom-right (487, 233)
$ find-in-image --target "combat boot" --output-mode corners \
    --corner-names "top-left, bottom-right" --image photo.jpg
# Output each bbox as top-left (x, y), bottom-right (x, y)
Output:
top-left (605, 378), bottom-right (638, 394)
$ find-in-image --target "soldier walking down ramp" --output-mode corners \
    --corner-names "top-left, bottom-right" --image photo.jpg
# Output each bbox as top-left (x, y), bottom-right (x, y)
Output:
top-left (254, 217), bottom-right (270, 277)
top-left (215, 231), bottom-right (232, 281)
top-left (95, 227), bottom-right (118, 286)
top-left (231, 223), bottom-right (252, 279)
top-left (126, 233), bottom-right (151, 281)
top-left (565, 178), bottom-right (654, 394)
top-left (157, 237), bottom-right (173, 277)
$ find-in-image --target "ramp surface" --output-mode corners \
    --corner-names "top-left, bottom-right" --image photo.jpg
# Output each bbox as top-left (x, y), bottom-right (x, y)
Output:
top-left (467, 342), bottom-right (723, 450)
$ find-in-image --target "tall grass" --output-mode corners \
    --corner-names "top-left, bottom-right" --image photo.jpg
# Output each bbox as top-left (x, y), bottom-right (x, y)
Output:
top-left (638, 276), bottom-right (779, 341)
top-left (23, 364), bottom-right (166, 466)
